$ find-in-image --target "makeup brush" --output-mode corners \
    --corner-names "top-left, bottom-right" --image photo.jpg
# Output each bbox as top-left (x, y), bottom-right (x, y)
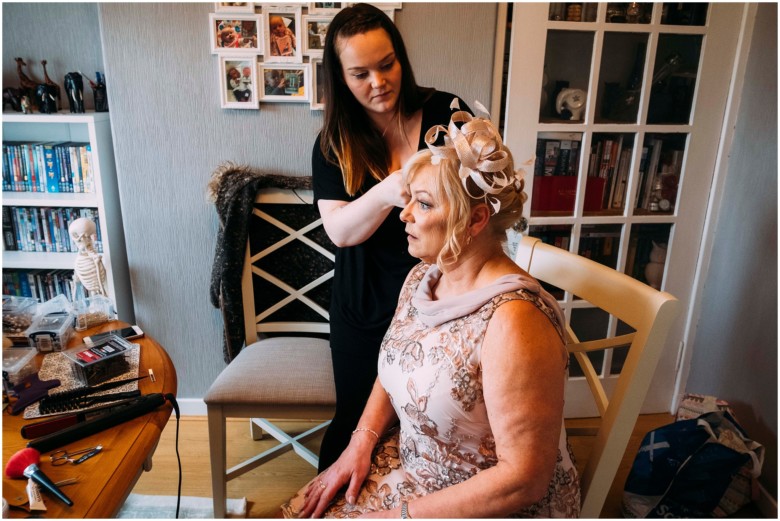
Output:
top-left (4, 448), bottom-right (73, 506)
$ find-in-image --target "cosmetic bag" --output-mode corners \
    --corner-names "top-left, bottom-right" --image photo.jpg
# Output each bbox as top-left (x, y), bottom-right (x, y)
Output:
top-left (622, 410), bottom-right (764, 518)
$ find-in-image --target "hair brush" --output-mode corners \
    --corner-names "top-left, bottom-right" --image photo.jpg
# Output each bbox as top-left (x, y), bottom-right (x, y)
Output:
top-left (5, 448), bottom-right (73, 506)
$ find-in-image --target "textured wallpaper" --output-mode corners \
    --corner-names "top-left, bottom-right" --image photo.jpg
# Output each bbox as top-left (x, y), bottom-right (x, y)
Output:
top-left (2, 3), bottom-right (104, 111)
top-left (86, 2), bottom-right (495, 398)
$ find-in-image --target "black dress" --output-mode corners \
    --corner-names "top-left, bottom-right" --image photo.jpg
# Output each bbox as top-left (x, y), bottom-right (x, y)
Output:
top-left (312, 90), bottom-right (469, 470)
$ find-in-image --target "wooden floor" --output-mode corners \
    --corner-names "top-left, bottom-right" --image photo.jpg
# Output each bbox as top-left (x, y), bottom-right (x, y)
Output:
top-left (130, 413), bottom-right (696, 518)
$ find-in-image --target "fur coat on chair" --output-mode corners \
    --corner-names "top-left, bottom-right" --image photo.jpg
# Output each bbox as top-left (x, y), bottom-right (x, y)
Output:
top-left (207, 162), bottom-right (312, 363)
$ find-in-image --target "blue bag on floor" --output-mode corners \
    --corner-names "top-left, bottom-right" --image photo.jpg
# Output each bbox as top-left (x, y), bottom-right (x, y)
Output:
top-left (622, 410), bottom-right (764, 518)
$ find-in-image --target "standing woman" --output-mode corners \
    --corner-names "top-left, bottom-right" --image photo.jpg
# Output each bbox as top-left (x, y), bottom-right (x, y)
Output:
top-left (314, 3), bottom-right (469, 471)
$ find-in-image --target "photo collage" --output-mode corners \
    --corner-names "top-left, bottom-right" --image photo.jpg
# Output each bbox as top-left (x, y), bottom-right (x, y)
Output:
top-left (211, 2), bottom-right (402, 109)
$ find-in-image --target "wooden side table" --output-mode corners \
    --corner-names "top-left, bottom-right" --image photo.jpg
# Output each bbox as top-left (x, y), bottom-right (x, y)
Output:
top-left (3, 322), bottom-right (177, 518)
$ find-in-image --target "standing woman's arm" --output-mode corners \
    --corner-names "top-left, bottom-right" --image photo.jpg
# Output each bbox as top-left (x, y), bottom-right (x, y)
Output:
top-left (312, 134), bottom-right (410, 247)
top-left (318, 170), bottom-right (408, 247)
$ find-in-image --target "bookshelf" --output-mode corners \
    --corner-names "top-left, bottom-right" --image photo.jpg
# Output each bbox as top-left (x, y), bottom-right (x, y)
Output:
top-left (2, 112), bottom-right (134, 322)
top-left (500, 2), bottom-right (745, 416)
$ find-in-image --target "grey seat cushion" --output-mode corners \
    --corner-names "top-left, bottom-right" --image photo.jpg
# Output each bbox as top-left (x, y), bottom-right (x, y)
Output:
top-left (204, 336), bottom-right (336, 406)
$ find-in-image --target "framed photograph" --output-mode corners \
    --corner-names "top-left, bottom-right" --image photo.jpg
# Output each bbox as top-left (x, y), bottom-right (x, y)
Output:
top-left (214, 2), bottom-right (255, 13)
top-left (308, 2), bottom-right (345, 14)
top-left (219, 56), bottom-right (259, 109)
top-left (310, 57), bottom-right (325, 110)
top-left (210, 13), bottom-right (262, 54)
top-left (346, 2), bottom-right (401, 9)
top-left (262, 7), bottom-right (303, 62)
top-left (259, 63), bottom-right (310, 102)
top-left (302, 15), bottom-right (331, 56)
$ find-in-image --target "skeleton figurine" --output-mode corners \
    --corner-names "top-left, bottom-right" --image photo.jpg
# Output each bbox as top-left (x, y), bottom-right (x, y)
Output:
top-left (69, 217), bottom-right (108, 298)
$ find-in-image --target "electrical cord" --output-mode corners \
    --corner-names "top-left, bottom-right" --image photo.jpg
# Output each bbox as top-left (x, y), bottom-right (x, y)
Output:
top-left (164, 394), bottom-right (182, 519)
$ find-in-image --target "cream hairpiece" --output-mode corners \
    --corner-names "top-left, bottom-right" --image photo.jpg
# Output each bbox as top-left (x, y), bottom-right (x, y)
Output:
top-left (424, 99), bottom-right (523, 215)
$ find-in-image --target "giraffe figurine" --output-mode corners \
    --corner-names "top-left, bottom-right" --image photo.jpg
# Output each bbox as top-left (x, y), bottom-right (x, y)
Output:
top-left (14, 57), bottom-right (38, 91)
top-left (40, 60), bottom-right (61, 110)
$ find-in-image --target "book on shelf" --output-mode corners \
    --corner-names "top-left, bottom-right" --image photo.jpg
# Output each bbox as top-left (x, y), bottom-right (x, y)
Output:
top-left (602, 136), bottom-right (624, 208)
top-left (4, 206), bottom-right (102, 253)
top-left (2, 140), bottom-right (93, 194)
top-left (578, 235), bottom-right (619, 267)
top-left (554, 234), bottom-right (570, 250)
top-left (611, 148), bottom-right (632, 209)
top-left (81, 144), bottom-right (93, 193)
top-left (2, 206), bottom-right (17, 250)
top-left (536, 133), bottom-right (582, 177)
top-left (4, 269), bottom-right (75, 302)
top-left (557, 140), bottom-right (580, 176)
top-left (55, 142), bottom-right (72, 193)
top-left (641, 138), bottom-right (665, 209)
top-left (543, 140), bottom-right (560, 176)
top-left (584, 134), bottom-right (632, 211)
top-left (534, 138), bottom-right (546, 177)
top-left (42, 142), bottom-right (60, 193)
top-left (634, 146), bottom-right (650, 208)
top-left (531, 229), bottom-right (571, 251)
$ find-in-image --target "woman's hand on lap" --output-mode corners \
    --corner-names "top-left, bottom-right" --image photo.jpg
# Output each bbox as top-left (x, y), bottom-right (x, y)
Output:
top-left (298, 436), bottom-right (374, 518)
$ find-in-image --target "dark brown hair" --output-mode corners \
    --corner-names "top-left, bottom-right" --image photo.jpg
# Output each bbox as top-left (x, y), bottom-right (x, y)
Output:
top-left (320, 3), bottom-right (432, 196)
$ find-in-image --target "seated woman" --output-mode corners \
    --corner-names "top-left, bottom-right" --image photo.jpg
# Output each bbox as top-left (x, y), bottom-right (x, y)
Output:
top-left (282, 107), bottom-right (581, 518)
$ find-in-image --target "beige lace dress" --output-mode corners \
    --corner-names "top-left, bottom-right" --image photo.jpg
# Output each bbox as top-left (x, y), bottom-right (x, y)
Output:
top-left (282, 263), bottom-right (581, 518)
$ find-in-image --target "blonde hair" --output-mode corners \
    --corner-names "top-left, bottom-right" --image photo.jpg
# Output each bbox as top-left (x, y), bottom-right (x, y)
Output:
top-left (403, 146), bottom-right (526, 267)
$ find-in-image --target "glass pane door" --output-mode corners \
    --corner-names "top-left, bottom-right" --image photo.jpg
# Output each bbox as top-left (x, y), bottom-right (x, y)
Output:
top-left (503, 2), bottom-right (744, 416)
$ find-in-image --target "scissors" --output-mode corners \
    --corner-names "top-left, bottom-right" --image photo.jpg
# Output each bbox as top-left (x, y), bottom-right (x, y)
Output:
top-left (50, 445), bottom-right (103, 466)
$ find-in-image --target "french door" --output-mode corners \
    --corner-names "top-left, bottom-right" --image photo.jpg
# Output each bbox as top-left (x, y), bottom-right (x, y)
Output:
top-left (502, 3), bottom-right (746, 416)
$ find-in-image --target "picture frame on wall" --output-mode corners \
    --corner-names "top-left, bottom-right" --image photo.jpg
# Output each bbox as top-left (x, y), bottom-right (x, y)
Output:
top-left (262, 7), bottom-right (303, 63)
top-left (210, 13), bottom-right (262, 54)
top-left (259, 63), bottom-right (310, 102)
top-left (302, 15), bottom-right (331, 56)
top-left (308, 2), bottom-right (344, 14)
top-left (219, 56), bottom-right (259, 109)
top-left (214, 2), bottom-right (255, 13)
top-left (310, 57), bottom-right (324, 110)
top-left (346, 2), bottom-right (401, 9)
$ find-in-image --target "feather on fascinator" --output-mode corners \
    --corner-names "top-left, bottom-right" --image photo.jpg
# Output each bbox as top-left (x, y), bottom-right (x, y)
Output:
top-left (424, 99), bottom-right (524, 215)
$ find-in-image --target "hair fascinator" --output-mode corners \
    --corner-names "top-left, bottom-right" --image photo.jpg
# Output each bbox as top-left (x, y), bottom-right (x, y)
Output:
top-left (425, 99), bottom-right (524, 215)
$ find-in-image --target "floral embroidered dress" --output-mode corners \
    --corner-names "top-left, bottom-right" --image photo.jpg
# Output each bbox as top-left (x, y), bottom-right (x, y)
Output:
top-left (282, 263), bottom-right (581, 518)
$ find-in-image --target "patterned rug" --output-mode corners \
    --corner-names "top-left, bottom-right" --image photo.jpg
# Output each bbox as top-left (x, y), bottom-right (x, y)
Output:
top-left (117, 494), bottom-right (247, 518)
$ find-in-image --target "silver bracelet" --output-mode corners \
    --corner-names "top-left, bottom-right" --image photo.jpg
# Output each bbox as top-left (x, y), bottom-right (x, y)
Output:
top-left (351, 426), bottom-right (380, 441)
top-left (401, 500), bottom-right (413, 519)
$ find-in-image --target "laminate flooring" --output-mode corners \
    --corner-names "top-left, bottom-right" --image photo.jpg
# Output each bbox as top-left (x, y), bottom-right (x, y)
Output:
top-left (132, 413), bottom-right (713, 518)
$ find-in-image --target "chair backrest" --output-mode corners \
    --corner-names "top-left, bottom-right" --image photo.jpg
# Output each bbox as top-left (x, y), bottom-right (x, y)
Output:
top-left (515, 236), bottom-right (680, 518)
top-left (241, 188), bottom-right (335, 344)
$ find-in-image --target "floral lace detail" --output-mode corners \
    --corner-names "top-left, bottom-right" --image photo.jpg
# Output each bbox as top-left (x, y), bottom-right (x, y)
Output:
top-left (449, 363), bottom-right (483, 411)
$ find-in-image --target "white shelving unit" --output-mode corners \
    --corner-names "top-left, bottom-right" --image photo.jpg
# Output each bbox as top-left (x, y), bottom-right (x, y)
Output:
top-left (2, 111), bottom-right (134, 322)
top-left (501, 3), bottom-right (746, 416)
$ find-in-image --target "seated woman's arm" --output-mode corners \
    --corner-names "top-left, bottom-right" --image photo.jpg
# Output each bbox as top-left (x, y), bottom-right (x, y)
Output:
top-left (299, 378), bottom-right (399, 518)
top-left (365, 299), bottom-right (568, 519)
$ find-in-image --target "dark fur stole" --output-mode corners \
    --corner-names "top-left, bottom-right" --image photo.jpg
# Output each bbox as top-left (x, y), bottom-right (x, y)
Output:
top-left (208, 162), bottom-right (312, 363)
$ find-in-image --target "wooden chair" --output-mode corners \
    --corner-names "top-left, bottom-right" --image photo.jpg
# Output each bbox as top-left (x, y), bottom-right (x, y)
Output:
top-left (204, 188), bottom-right (336, 518)
top-left (515, 236), bottom-right (680, 518)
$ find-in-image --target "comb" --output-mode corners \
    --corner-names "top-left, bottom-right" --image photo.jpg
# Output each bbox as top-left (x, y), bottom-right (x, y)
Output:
top-left (38, 390), bottom-right (142, 415)
top-left (37, 376), bottom-right (147, 414)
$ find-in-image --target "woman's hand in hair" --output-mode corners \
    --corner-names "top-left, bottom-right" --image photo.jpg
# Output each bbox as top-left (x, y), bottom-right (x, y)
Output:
top-left (377, 169), bottom-right (410, 209)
